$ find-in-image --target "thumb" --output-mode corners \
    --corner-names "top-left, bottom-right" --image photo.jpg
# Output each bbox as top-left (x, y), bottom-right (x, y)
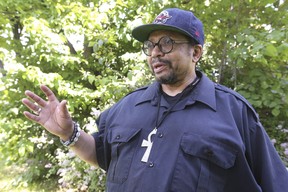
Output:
top-left (58, 100), bottom-right (71, 119)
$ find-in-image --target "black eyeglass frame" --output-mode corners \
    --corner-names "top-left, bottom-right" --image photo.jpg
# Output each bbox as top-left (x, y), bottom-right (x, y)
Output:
top-left (142, 36), bottom-right (192, 56)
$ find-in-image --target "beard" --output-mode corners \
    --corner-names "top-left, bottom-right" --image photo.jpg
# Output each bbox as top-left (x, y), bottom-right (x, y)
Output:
top-left (156, 70), bottom-right (178, 84)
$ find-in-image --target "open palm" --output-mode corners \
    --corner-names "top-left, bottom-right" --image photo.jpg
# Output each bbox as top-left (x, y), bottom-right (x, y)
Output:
top-left (22, 85), bottom-right (73, 140)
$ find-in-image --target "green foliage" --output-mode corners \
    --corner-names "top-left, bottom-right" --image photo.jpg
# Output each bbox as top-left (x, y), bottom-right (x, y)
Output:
top-left (52, 149), bottom-right (106, 191)
top-left (0, 0), bottom-right (287, 191)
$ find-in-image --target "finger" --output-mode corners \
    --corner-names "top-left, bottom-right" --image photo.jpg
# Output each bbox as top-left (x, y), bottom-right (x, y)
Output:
top-left (23, 111), bottom-right (41, 123)
top-left (24, 91), bottom-right (47, 108)
top-left (22, 98), bottom-right (42, 113)
top-left (40, 85), bottom-right (59, 103)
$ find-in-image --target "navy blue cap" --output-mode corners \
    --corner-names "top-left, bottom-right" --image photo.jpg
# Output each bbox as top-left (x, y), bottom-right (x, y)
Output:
top-left (132, 8), bottom-right (205, 46)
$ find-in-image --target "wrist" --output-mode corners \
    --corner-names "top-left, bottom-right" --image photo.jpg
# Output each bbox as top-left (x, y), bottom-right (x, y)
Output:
top-left (60, 122), bottom-right (81, 147)
top-left (60, 123), bottom-right (74, 141)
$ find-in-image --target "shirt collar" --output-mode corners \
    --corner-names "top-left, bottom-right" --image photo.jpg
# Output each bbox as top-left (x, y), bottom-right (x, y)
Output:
top-left (135, 71), bottom-right (217, 111)
top-left (192, 71), bottom-right (217, 111)
top-left (135, 81), bottom-right (160, 106)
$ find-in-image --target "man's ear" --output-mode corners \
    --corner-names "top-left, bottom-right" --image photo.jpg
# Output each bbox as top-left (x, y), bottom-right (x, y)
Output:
top-left (192, 45), bottom-right (203, 63)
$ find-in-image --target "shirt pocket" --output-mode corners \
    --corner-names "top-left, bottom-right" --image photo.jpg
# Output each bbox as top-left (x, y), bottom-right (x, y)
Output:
top-left (176, 133), bottom-right (238, 192)
top-left (107, 127), bottom-right (142, 184)
top-left (181, 133), bottom-right (237, 169)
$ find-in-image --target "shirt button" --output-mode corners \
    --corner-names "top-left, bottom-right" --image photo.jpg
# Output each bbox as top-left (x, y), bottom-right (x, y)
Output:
top-left (158, 132), bottom-right (164, 138)
top-left (148, 162), bottom-right (154, 167)
top-left (116, 135), bottom-right (121, 139)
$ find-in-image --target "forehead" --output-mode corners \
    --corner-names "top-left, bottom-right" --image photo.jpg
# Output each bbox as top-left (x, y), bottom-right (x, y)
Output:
top-left (148, 30), bottom-right (188, 41)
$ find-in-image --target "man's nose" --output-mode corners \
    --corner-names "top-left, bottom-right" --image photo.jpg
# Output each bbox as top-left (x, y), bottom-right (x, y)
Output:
top-left (150, 44), bottom-right (164, 57)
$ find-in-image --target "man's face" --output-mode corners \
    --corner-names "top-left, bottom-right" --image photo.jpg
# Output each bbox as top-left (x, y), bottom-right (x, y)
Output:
top-left (146, 31), bottom-right (196, 85)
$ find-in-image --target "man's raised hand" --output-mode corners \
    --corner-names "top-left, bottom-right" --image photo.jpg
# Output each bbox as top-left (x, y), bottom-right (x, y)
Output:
top-left (22, 85), bottom-right (74, 141)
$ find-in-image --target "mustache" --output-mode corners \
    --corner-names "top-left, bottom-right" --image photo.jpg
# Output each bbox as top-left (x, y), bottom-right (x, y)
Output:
top-left (151, 58), bottom-right (171, 65)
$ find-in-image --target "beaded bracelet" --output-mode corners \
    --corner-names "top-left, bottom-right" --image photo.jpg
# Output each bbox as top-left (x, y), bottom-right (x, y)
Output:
top-left (60, 122), bottom-right (81, 147)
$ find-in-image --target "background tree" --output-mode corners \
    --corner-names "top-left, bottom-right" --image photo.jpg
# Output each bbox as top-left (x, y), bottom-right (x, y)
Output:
top-left (0, 0), bottom-right (287, 191)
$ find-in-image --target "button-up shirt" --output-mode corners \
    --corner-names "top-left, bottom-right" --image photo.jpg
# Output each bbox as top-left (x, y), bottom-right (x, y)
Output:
top-left (93, 71), bottom-right (288, 192)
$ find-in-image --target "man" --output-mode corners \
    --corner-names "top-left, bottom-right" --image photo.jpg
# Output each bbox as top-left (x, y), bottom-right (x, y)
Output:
top-left (22, 8), bottom-right (288, 192)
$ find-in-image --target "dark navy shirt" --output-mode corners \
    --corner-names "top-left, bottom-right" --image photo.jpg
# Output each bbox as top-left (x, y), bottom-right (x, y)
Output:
top-left (93, 71), bottom-right (288, 192)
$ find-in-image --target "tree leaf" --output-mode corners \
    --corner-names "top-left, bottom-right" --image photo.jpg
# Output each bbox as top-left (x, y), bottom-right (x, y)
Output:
top-left (264, 44), bottom-right (278, 57)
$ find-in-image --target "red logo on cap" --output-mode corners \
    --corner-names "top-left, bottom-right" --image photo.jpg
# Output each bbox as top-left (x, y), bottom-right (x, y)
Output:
top-left (195, 31), bottom-right (200, 37)
top-left (153, 11), bottom-right (172, 24)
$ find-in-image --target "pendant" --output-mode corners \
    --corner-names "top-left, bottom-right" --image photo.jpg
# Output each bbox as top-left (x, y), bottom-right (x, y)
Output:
top-left (141, 128), bottom-right (157, 163)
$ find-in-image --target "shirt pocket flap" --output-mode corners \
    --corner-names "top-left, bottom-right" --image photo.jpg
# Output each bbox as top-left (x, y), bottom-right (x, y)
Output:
top-left (181, 133), bottom-right (238, 169)
top-left (109, 127), bottom-right (142, 144)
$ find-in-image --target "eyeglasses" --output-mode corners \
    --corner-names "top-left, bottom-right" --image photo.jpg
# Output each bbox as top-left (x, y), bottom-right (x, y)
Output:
top-left (142, 36), bottom-right (191, 56)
